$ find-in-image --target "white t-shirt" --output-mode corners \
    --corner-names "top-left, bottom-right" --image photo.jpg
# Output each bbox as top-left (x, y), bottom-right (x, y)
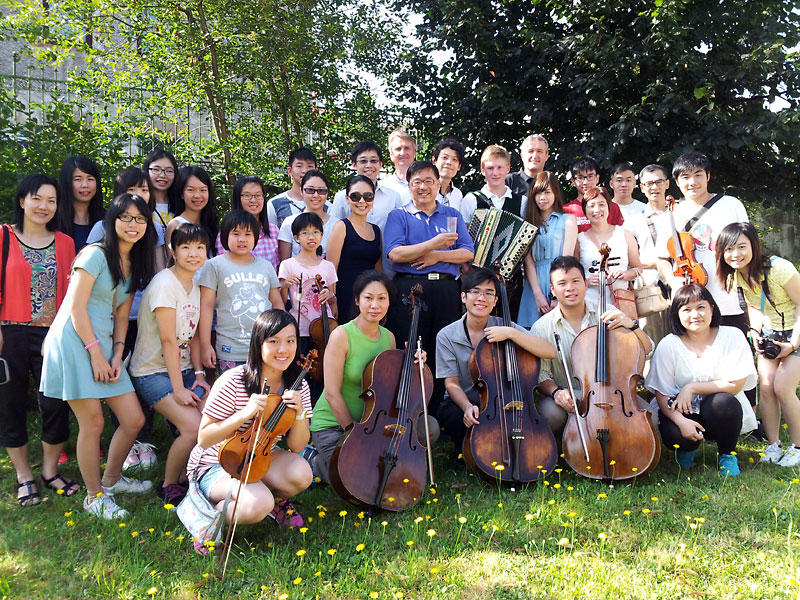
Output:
top-left (380, 173), bottom-right (412, 204)
top-left (670, 195), bottom-right (749, 315)
top-left (438, 185), bottom-right (464, 213)
top-left (644, 327), bottom-right (757, 433)
top-left (616, 199), bottom-right (646, 222)
top-left (129, 269), bottom-right (200, 377)
top-left (278, 213), bottom-right (339, 258)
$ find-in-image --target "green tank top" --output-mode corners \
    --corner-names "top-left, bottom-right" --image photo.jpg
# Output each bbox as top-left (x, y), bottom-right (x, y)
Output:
top-left (310, 320), bottom-right (392, 432)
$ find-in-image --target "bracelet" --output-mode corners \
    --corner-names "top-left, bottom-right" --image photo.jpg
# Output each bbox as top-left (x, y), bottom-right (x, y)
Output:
top-left (194, 370), bottom-right (206, 376)
top-left (84, 339), bottom-right (100, 350)
top-left (113, 341), bottom-right (125, 347)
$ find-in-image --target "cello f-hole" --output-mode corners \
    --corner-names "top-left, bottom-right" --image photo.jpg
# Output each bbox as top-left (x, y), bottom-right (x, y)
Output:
top-left (363, 409), bottom-right (388, 435)
top-left (616, 389), bottom-right (634, 417)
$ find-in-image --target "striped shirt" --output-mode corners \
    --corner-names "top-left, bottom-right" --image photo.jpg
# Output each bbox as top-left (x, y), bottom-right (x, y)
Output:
top-left (187, 365), bottom-right (313, 477)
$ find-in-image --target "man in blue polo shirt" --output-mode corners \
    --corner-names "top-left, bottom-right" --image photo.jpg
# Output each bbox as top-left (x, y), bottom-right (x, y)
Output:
top-left (385, 160), bottom-right (475, 415)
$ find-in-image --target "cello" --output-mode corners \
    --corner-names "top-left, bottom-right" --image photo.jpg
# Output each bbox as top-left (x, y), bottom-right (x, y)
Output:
top-left (463, 266), bottom-right (557, 484)
top-left (217, 351), bottom-right (316, 483)
top-left (329, 284), bottom-right (432, 513)
top-left (562, 244), bottom-right (661, 481)
top-left (308, 274), bottom-right (338, 383)
top-left (666, 195), bottom-right (708, 286)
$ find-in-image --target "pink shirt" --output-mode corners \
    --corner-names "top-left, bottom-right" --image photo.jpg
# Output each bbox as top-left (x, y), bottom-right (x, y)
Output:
top-left (277, 257), bottom-right (337, 336)
top-left (215, 223), bottom-right (280, 271)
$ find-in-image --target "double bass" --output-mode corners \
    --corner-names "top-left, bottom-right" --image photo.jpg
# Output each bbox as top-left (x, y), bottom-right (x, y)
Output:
top-left (218, 352), bottom-right (316, 482)
top-left (308, 274), bottom-right (338, 382)
top-left (666, 195), bottom-right (708, 286)
top-left (329, 284), bottom-right (432, 512)
top-left (562, 244), bottom-right (660, 481)
top-left (463, 267), bottom-right (557, 483)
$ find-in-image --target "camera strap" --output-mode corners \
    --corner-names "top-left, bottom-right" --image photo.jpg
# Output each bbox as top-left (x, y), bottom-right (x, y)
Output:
top-left (759, 257), bottom-right (785, 332)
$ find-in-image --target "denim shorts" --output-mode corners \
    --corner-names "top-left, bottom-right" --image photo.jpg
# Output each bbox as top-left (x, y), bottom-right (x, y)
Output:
top-left (131, 368), bottom-right (197, 409)
top-left (197, 464), bottom-right (228, 498)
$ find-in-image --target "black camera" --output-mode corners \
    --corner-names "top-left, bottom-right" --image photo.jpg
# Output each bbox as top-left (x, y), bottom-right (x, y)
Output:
top-left (758, 329), bottom-right (786, 360)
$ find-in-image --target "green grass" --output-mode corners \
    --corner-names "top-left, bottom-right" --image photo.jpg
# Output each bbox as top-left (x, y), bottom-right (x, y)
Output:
top-left (2, 417), bottom-right (800, 600)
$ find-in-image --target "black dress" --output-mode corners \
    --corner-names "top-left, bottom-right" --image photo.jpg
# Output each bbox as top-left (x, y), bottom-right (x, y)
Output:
top-left (336, 219), bottom-right (382, 322)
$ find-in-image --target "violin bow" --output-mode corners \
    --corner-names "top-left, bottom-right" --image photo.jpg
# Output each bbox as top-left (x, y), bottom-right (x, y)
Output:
top-left (216, 379), bottom-right (269, 580)
top-left (554, 334), bottom-right (590, 462)
top-left (417, 336), bottom-right (435, 487)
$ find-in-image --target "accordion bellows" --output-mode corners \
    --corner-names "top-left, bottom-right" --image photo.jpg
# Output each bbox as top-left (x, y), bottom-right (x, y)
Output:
top-left (468, 208), bottom-right (538, 278)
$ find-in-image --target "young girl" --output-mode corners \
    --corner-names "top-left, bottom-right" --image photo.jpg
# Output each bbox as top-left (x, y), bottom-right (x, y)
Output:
top-left (278, 170), bottom-right (339, 261)
top-left (717, 222), bottom-right (800, 467)
top-left (186, 310), bottom-right (313, 540)
top-left (518, 171), bottom-right (578, 327)
top-left (129, 223), bottom-right (210, 505)
top-left (307, 270), bottom-right (394, 482)
top-left (199, 211), bottom-right (282, 373)
top-left (278, 213), bottom-right (338, 349)
top-left (57, 155), bottom-right (105, 253)
top-left (325, 175), bottom-right (382, 323)
top-left (165, 166), bottom-right (219, 259)
top-left (645, 284), bottom-right (757, 476)
top-left (143, 148), bottom-right (179, 230)
top-left (40, 194), bottom-right (158, 518)
top-left (215, 176), bottom-right (280, 270)
top-left (1, 175), bottom-right (76, 505)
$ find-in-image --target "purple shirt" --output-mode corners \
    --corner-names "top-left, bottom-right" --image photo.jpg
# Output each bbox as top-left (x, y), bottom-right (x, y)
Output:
top-left (384, 201), bottom-right (474, 277)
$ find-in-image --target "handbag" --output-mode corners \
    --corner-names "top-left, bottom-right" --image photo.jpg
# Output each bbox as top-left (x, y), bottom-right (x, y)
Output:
top-left (633, 275), bottom-right (670, 317)
top-left (611, 286), bottom-right (639, 320)
top-left (175, 471), bottom-right (231, 546)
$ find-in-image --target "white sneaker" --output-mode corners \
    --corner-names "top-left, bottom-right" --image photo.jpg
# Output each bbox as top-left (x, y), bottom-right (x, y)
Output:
top-left (135, 442), bottom-right (158, 469)
top-left (102, 475), bottom-right (153, 495)
top-left (84, 493), bottom-right (129, 520)
top-left (760, 442), bottom-right (783, 464)
top-left (778, 445), bottom-right (800, 467)
top-left (122, 445), bottom-right (140, 473)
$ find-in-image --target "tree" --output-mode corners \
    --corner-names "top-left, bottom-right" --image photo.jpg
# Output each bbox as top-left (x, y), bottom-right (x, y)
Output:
top-left (395, 0), bottom-right (800, 206)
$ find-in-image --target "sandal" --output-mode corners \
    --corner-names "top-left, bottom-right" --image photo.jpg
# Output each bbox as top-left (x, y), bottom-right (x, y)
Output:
top-left (17, 480), bottom-right (42, 507)
top-left (41, 473), bottom-right (81, 497)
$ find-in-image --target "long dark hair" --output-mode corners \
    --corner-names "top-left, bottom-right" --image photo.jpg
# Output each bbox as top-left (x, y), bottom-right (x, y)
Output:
top-left (13, 174), bottom-right (61, 233)
top-left (525, 171), bottom-right (565, 229)
top-left (242, 310), bottom-right (301, 396)
top-left (350, 269), bottom-right (395, 320)
top-left (99, 193), bottom-right (157, 293)
top-left (174, 166), bottom-right (219, 255)
top-left (142, 148), bottom-right (179, 213)
top-left (231, 175), bottom-right (270, 238)
top-left (57, 155), bottom-right (105, 236)
top-left (667, 283), bottom-right (722, 336)
top-left (716, 222), bottom-right (765, 292)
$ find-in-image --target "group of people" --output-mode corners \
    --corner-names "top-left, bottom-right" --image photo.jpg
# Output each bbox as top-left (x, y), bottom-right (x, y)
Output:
top-left (3, 130), bottom-right (800, 550)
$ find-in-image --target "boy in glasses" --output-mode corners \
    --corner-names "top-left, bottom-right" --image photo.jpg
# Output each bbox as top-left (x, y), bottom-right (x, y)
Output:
top-left (267, 147), bottom-right (318, 229)
top-left (435, 268), bottom-right (555, 464)
top-left (564, 156), bottom-right (625, 233)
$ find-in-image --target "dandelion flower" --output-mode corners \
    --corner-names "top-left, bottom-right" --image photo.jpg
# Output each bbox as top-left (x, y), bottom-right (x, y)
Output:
top-left (57, 489), bottom-right (65, 495)
top-left (147, 587), bottom-right (157, 596)
top-left (163, 503), bottom-right (174, 510)
top-left (356, 543), bottom-right (365, 552)
top-left (553, 483), bottom-right (561, 489)
top-left (524, 514), bottom-right (534, 521)
top-left (497, 502), bottom-right (503, 508)
top-left (164, 531), bottom-right (171, 536)
top-left (642, 508), bottom-right (650, 514)
top-left (299, 526), bottom-right (308, 533)
top-left (430, 487), bottom-right (436, 494)
top-left (381, 521), bottom-right (388, 526)
top-left (339, 510), bottom-right (347, 517)
top-left (296, 549), bottom-right (306, 557)
top-left (598, 532), bottom-right (607, 541)
top-left (494, 465), bottom-right (505, 471)
top-left (327, 548), bottom-right (337, 556)
top-left (370, 593), bottom-right (379, 599)
top-left (430, 567), bottom-right (439, 574)
top-left (458, 516), bottom-right (467, 524)
top-left (548, 499), bottom-right (555, 505)
top-left (597, 493), bottom-right (607, 499)
top-left (279, 594), bottom-right (289, 600)
top-left (567, 486), bottom-right (574, 491)
top-left (426, 529), bottom-right (436, 537)
top-left (414, 516), bottom-right (423, 523)
top-left (406, 540), bottom-right (414, 546)
top-left (148, 528), bottom-right (154, 533)
top-left (293, 577), bottom-right (302, 585)
top-left (131, 531), bottom-right (138, 538)
top-left (651, 496), bottom-right (658, 502)
top-left (66, 520), bottom-right (74, 527)
top-left (118, 522), bottom-right (127, 528)
top-left (358, 512), bottom-right (365, 519)
top-left (318, 511), bottom-right (326, 518)
top-left (64, 511), bottom-right (72, 517)
top-left (557, 537), bottom-right (570, 546)
top-left (623, 510), bottom-right (631, 516)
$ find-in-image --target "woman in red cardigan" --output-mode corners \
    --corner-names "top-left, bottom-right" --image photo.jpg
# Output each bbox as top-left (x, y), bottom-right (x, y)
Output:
top-left (0, 174), bottom-right (77, 506)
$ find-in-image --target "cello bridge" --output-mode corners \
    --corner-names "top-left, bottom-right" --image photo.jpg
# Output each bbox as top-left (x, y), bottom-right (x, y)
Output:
top-left (593, 402), bottom-right (613, 409)
top-left (504, 401), bottom-right (523, 411)
top-left (384, 424), bottom-right (407, 435)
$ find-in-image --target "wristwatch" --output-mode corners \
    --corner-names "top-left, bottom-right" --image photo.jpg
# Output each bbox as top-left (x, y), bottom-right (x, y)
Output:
top-left (629, 319), bottom-right (640, 331)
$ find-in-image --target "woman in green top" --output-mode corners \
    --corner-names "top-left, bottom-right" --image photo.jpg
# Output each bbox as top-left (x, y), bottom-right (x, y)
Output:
top-left (305, 270), bottom-right (395, 483)
top-left (717, 222), bottom-right (800, 467)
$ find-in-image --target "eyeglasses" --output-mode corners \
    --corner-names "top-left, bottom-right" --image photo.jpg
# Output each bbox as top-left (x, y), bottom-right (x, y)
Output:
top-left (297, 230), bottom-right (322, 237)
top-left (117, 214), bottom-right (149, 224)
top-left (302, 187), bottom-right (329, 197)
top-left (148, 166), bottom-right (175, 176)
top-left (356, 158), bottom-right (381, 166)
top-left (241, 193), bottom-right (265, 201)
top-left (466, 289), bottom-right (496, 299)
top-left (410, 178), bottom-right (437, 188)
top-left (348, 191), bottom-right (375, 202)
top-left (573, 174), bottom-right (597, 183)
top-left (641, 179), bottom-right (667, 188)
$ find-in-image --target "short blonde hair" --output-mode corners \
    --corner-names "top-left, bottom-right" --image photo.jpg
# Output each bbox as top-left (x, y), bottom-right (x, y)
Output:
top-left (480, 144), bottom-right (510, 168)
top-left (388, 128), bottom-right (416, 150)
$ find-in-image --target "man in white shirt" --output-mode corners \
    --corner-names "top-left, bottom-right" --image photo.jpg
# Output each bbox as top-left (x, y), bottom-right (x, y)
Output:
top-left (381, 128), bottom-right (416, 203)
top-left (460, 144), bottom-right (525, 226)
top-left (432, 138), bottom-right (465, 213)
top-left (610, 161), bottom-right (646, 223)
top-left (266, 147), bottom-right (317, 229)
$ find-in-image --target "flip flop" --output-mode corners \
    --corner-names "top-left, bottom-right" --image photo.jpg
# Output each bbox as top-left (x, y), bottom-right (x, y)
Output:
top-left (41, 473), bottom-right (81, 497)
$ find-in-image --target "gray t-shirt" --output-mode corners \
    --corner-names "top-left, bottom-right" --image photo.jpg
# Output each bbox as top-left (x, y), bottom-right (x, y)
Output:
top-left (199, 254), bottom-right (280, 361)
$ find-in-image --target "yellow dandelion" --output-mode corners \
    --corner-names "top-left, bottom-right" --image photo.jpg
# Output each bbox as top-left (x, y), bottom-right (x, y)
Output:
top-left (458, 453), bottom-right (463, 459)
top-left (370, 593), bottom-right (379, 599)
top-left (651, 496), bottom-right (659, 502)
top-left (414, 516), bottom-right (423, 523)
top-left (749, 457), bottom-right (755, 463)
top-left (497, 502), bottom-right (503, 508)
top-left (403, 478), bottom-right (409, 483)
top-left (406, 540), bottom-right (414, 546)
top-left (695, 517), bottom-right (706, 523)
top-left (150, 570), bottom-right (156, 575)
top-left (318, 511), bottom-right (326, 518)
top-left (458, 516), bottom-right (467, 524)
top-left (623, 510), bottom-right (631, 516)
top-left (66, 520), bottom-right (74, 527)
top-left (56, 489), bottom-right (65, 495)
top-left (548, 499), bottom-right (555, 505)
top-left (299, 526), bottom-right (308, 533)
top-left (730, 451), bottom-right (737, 456)
top-left (543, 480), bottom-right (550, 486)
top-left (598, 532), bottom-right (607, 541)
top-left (430, 487), bottom-right (436, 494)
top-left (597, 493), bottom-right (607, 499)
top-left (690, 523), bottom-right (697, 530)
top-left (131, 531), bottom-right (139, 538)
top-left (631, 467), bottom-right (638, 472)
top-left (433, 498), bottom-right (438, 503)
top-left (567, 486), bottom-right (574, 491)
top-left (557, 537), bottom-right (570, 546)
top-left (553, 483), bottom-right (561, 489)
top-left (118, 522), bottom-right (127, 528)
top-left (426, 529), bottom-right (436, 537)
top-left (164, 531), bottom-right (171, 536)
top-left (793, 478), bottom-right (800, 484)
top-left (147, 587), bottom-right (157, 596)
top-left (296, 549), bottom-right (306, 557)
top-left (701, 494), bottom-right (709, 499)
top-left (586, 465), bottom-right (591, 470)
top-left (430, 567), bottom-right (439, 574)
top-left (356, 543), bottom-right (365, 552)
top-left (339, 509), bottom-right (347, 517)
top-left (358, 512), bottom-right (365, 519)
top-left (388, 497), bottom-right (395, 503)
top-left (494, 465), bottom-right (505, 471)
top-left (148, 528), bottom-right (154, 533)
top-left (163, 503), bottom-right (174, 510)
top-left (64, 511), bottom-right (72, 517)
top-left (491, 461), bottom-right (497, 466)
top-left (327, 548), bottom-right (337, 556)
top-left (381, 520), bottom-right (388, 526)
top-left (525, 514), bottom-right (534, 521)
top-left (567, 511), bottom-right (577, 518)
top-left (609, 460), bottom-right (616, 465)
top-left (279, 595), bottom-right (289, 600)
top-left (293, 577), bottom-right (302, 585)
top-left (642, 508), bottom-right (650, 514)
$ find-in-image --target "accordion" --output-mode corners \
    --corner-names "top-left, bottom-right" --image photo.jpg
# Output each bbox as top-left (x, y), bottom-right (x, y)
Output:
top-left (468, 208), bottom-right (537, 278)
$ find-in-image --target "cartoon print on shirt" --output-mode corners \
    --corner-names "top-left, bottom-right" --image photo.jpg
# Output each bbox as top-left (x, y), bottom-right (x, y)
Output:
top-left (230, 283), bottom-right (268, 336)
top-left (691, 223), bottom-right (715, 252)
top-left (176, 302), bottom-right (200, 362)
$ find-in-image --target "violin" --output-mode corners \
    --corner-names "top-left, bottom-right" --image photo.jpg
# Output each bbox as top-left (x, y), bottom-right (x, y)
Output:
top-left (309, 274), bottom-right (339, 383)
top-left (329, 284), bottom-right (432, 513)
top-left (666, 195), bottom-right (708, 286)
top-left (217, 351), bottom-right (316, 482)
top-left (464, 265), bottom-right (557, 484)
top-left (562, 244), bottom-right (661, 481)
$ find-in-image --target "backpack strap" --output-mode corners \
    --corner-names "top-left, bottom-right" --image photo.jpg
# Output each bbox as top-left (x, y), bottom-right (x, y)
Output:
top-left (682, 193), bottom-right (723, 233)
top-left (472, 191), bottom-right (492, 211)
top-left (645, 214), bottom-right (657, 245)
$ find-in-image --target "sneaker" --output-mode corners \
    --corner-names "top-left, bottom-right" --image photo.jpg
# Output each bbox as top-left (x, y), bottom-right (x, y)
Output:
top-left (718, 453), bottom-right (740, 476)
top-left (136, 442), bottom-right (158, 469)
top-left (778, 445), bottom-right (800, 467)
top-left (122, 445), bottom-right (140, 472)
top-left (269, 499), bottom-right (304, 527)
top-left (676, 449), bottom-right (696, 469)
top-left (156, 481), bottom-right (188, 505)
top-left (83, 493), bottom-right (129, 520)
top-left (102, 475), bottom-right (153, 495)
top-left (58, 449), bottom-right (68, 465)
top-left (760, 442), bottom-right (783, 464)
top-left (299, 443), bottom-right (318, 465)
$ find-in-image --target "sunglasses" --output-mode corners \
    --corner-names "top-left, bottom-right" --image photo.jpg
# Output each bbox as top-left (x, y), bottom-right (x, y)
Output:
top-left (348, 191), bottom-right (375, 202)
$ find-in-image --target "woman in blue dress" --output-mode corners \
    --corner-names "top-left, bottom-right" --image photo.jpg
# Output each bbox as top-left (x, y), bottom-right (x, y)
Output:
top-left (518, 172), bottom-right (578, 327)
top-left (41, 193), bottom-right (157, 519)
